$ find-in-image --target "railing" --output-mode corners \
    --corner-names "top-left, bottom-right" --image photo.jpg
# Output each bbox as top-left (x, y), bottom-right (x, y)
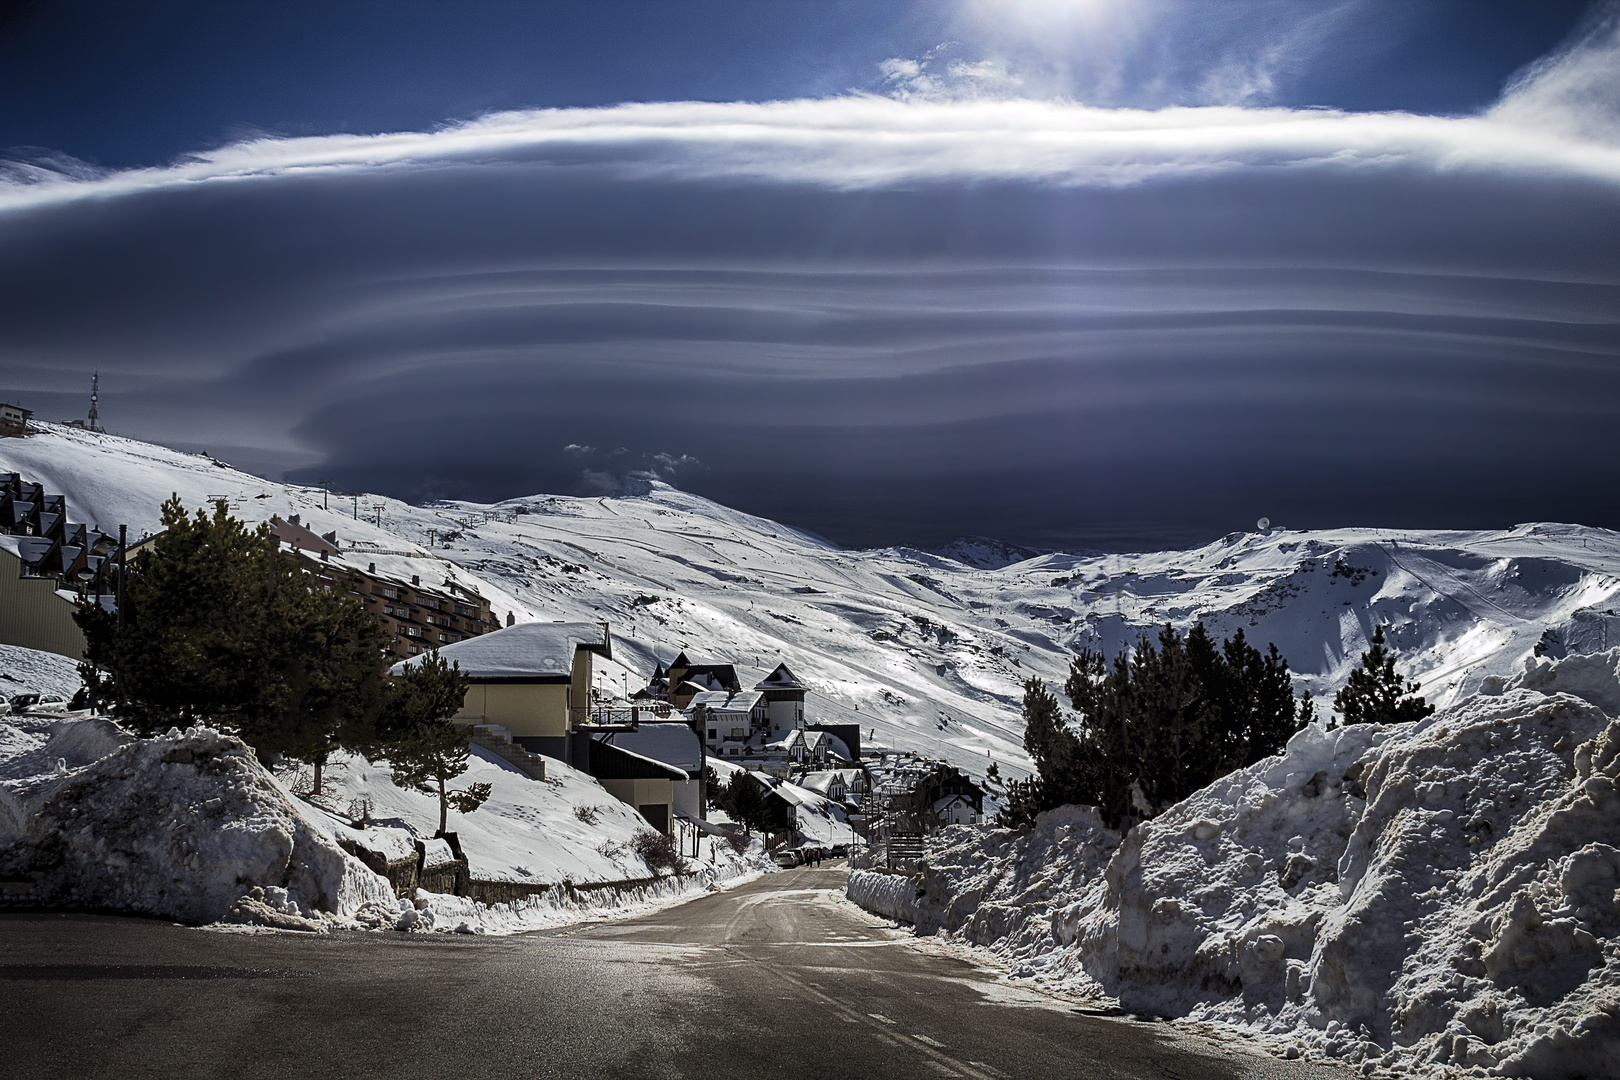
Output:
top-left (570, 704), bottom-right (674, 729)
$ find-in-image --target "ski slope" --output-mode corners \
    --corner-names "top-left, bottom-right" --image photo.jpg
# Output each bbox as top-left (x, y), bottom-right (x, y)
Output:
top-left (5, 423), bottom-right (1619, 784)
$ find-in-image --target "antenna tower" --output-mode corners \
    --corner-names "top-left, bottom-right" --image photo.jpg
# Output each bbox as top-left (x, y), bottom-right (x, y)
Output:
top-left (88, 371), bottom-right (101, 432)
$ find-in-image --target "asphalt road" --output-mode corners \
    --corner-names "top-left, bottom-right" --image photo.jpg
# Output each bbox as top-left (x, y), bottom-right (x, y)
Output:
top-left (1, 865), bottom-right (1348, 1080)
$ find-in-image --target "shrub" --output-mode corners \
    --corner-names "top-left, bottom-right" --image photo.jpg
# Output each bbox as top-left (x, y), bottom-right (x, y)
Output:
top-left (574, 804), bottom-right (600, 825)
top-left (631, 828), bottom-right (682, 872)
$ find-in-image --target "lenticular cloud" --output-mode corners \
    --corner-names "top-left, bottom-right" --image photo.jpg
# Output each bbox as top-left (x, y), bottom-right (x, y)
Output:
top-left (3, 90), bottom-right (1620, 213)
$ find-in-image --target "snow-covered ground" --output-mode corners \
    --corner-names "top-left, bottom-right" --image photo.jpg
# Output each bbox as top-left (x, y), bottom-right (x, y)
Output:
top-left (0, 643), bottom-right (84, 701)
top-left (850, 648), bottom-right (1620, 1078)
top-left (7, 423), bottom-right (1620, 793)
top-left (0, 683), bottom-right (772, 934)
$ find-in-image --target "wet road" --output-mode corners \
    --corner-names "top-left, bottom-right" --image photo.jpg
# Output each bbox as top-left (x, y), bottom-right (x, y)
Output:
top-left (1, 865), bottom-right (1346, 1079)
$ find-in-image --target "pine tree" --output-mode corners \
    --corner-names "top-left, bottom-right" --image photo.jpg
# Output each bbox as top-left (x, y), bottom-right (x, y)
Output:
top-left (1332, 624), bottom-right (1434, 727)
top-left (76, 496), bottom-right (390, 791)
top-left (1017, 623), bottom-right (1309, 828)
top-left (376, 651), bottom-right (489, 834)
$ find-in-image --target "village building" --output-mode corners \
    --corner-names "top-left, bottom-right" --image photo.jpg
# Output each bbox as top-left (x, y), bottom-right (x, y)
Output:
top-left (0, 472), bottom-right (120, 658)
top-left (393, 620), bottom-right (612, 761)
top-left (0, 403), bottom-right (32, 438)
top-left (271, 515), bottom-right (499, 661)
top-left (593, 721), bottom-right (706, 826)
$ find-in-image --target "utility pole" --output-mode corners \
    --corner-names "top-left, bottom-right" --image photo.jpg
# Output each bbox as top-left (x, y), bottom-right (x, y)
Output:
top-left (319, 479), bottom-right (334, 510)
top-left (352, 493), bottom-right (359, 520)
top-left (116, 524), bottom-right (126, 633)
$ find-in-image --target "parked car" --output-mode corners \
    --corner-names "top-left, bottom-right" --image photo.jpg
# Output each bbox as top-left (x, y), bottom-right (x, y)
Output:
top-left (19, 694), bottom-right (70, 715)
top-left (771, 849), bottom-right (803, 869)
top-left (6, 693), bottom-right (41, 715)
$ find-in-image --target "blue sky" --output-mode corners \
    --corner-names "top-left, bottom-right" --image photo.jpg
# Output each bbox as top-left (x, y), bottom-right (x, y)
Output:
top-left (1, 1), bottom-right (1617, 550)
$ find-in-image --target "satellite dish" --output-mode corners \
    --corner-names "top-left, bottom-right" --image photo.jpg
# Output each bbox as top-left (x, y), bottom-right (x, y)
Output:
top-left (1256, 517), bottom-right (1271, 531)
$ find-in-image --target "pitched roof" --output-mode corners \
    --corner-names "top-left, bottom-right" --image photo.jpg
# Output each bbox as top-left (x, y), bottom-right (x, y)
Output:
top-left (754, 662), bottom-right (806, 690)
top-left (600, 722), bottom-right (704, 773)
top-left (390, 620), bottom-right (610, 679)
top-left (686, 689), bottom-right (764, 713)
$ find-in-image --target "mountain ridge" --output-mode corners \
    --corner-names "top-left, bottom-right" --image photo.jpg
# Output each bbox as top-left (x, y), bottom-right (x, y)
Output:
top-left (4, 423), bottom-right (1618, 784)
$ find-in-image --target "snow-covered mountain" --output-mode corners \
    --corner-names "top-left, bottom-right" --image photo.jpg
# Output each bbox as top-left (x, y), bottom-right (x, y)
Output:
top-left (5, 423), bottom-right (1619, 783)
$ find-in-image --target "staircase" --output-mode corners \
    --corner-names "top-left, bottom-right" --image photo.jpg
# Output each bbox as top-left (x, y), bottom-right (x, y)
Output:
top-left (468, 725), bottom-right (547, 781)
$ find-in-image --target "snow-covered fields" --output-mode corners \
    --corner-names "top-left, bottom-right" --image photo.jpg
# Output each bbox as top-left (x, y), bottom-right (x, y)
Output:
top-left (850, 648), bottom-right (1620, 1078)
top-left (6, 423), bottom-right (1620, 789)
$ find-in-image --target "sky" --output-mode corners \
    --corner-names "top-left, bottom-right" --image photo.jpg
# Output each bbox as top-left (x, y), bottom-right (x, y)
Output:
top-left (1, 0), bottom-right (1617, 552)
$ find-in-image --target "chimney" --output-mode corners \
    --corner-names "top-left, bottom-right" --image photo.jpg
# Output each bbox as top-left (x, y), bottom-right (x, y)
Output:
top-left (321, 550), bottom-right (329, 561)
top-left (289, 514), bottom-right (300, 526)
top-left (368, 562), bottom-right (375, 573)
top-left (411, 575), bottom-right (419, 586)
top-left (506, 611), bottom-right (515, 627)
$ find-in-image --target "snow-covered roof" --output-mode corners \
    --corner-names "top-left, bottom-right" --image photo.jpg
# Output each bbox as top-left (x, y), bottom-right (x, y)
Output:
top-left (687, 689), bottom-right (764, 713)
top-left (754, 662), bottom-right (806, 690)
top-left (390, 620), bottom-right (610, 679)
top-left (601, 722), bottom-right (703, 773)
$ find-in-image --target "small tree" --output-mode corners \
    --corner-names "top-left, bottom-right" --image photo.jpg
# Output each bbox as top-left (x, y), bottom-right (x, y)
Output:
top-left (722, 770), bottom-right (767, 833)
top-left (1332, 624), bottom-right (1434, 727)
top-left (377, 651), bottom-right (490, 833)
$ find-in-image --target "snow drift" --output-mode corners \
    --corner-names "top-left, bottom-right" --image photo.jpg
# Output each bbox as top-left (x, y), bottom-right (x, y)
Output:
top-left (0, 724), bottom-right (395, 924)
top-left (853, 648), bottom-right (1620, 1077)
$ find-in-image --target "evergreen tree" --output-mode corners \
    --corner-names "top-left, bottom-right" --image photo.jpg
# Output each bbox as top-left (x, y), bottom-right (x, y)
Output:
top-left (76, 496), bottom-right (390, 791)
top-left (376, 651), bottom-right (490, 834)
top-left (720, 770), bottom-right (772, 834)
top-left (1008, 623), bottom-right (1309, 829)
top-left (1332, 624), bottom-right (1434, 727)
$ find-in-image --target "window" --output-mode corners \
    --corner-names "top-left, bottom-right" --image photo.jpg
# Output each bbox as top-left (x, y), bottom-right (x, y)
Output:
top-left (707, 729), bottom-right (716, 739)
top-left (731, 728), bottom-right (746, 738)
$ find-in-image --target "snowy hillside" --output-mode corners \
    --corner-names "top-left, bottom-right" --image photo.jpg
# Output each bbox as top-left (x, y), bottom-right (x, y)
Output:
top-left (5, 424), bottom-right (1620, 784)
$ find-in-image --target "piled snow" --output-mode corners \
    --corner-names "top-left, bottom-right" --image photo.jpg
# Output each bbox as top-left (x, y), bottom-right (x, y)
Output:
top-left (0, 724), bottom-right (395, 925)
top-left (847, 870), bottom-right (918, 923)
top-left (854, 649), bottom-right (1620, 1078)
top-left (403, 837), bottom-right (772, 935)
top-left (0, 714), bottom-right (774, 933)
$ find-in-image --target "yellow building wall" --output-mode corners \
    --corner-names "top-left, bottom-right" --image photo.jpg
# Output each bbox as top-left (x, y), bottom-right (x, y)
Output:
top-left (0, 547), bottom-right (87, 660)
top-left (453, 681), bottom-right (571, 739)
top-left (598, 777), bottom-right (674, 833)
top-left (570, 647), bottom-right (593, 719)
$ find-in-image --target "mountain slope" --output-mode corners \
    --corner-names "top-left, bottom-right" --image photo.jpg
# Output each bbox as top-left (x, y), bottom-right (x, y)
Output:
top-left (5, 424), bottom-right (1619, 783)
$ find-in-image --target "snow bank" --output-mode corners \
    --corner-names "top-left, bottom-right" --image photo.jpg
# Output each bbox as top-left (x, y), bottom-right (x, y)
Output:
top-left (859, 649), bottom-right (1620, 1078)
top-left (407, 838), bottom-right (774, 935)
top-left (847, 869), bottom-right (918, 923)
top-left (0, 724), bottom-right (394, 925)
top-left (913, 805), bottom-right (1121, 981)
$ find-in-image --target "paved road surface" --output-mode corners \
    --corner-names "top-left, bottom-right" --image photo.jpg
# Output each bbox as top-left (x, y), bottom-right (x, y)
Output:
top-left (1, 864), bottom-right (1346, 1079)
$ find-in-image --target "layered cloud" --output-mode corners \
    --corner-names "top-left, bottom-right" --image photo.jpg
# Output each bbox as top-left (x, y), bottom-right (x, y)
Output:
top-left (1, 14), bottom-right (1618, 549)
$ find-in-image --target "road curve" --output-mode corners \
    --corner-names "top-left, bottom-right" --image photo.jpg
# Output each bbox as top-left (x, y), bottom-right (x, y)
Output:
top-left (0, 864), bottom-right (1347, 1079)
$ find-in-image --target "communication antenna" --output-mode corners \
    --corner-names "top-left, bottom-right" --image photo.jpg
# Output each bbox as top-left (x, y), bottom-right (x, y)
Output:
top-left (87, 371), bottom-right (101, 432)
top-left (1256, 517), bottom-right (1271, 532)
